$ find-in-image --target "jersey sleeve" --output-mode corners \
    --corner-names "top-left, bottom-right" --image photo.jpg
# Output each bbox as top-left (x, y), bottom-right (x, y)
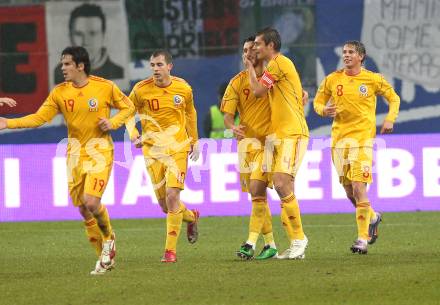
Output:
top-left (7, 91), bottom-right (60, 129)
top-left (220, 80), bottom-right (239, 115)
top-left (124, 87), bottom-right (141, 141)
top-left (108, 83), bottom-right (135, 130)
top-left (260, 58), bottom-right (282, 89)
top-left (313, 77), bottom-right (332, 116)
top-left (376, 75), bottom-right (400, 123)
top-left (185, 88), bottom-right (198, 145)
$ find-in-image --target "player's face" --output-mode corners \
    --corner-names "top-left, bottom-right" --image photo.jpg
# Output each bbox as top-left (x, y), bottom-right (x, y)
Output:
top-left (342, 44), bottom-right (363, 70)
top-left (150, 55), bottom-right (172, 85)
top-left (254, 35), bottom-right (270, 61)
top-left (242, 41), bottom-right (258, 66)
top-left (71, 17), bottom-right (105, 65)
top-left (60, 55), bottom-right (84, 82)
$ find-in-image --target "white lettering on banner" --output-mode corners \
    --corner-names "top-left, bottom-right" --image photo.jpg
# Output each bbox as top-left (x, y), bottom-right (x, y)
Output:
top-left (121, 156), bottom-right (158, 205)
top-left (210, 153), bottom-right (239, 202)
top-left (4, 158), bottom-right (20, 208)
top-left (377, 149), bottom-right (416, 198)
top-left (101, 169), bottom-right (115, 205)
top-left (296, 150), bottom-right (323, 200)
top-left (423, 147), bottom-right (440, 197)
top-left (331, 164), bottom-right (347, 199)
top-left (53, 157), bottom-right (68, 207)
top-left (180, 153), bottom-right (204, 204)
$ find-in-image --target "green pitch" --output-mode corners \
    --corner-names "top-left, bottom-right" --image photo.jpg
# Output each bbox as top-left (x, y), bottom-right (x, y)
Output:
top-left (1, 212), bottom-right (439, 305)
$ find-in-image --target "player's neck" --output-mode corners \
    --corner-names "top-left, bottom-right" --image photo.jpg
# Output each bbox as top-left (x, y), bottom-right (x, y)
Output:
top-left (72, 74), bottom-right (89, 88)
top-left (269, 51), bottom-right (279, 61)
top-left (344, 66), bottom-right (362, 76)
top-left (155, 75), bottom-right (172, 88)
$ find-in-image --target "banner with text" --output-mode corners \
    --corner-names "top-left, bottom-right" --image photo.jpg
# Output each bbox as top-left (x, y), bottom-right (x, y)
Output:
top-left (1, 134), bottom-right (439, 222)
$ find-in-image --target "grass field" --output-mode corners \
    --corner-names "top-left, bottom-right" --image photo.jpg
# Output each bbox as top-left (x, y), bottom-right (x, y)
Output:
top-left (1, 212), bottom-right (439, 305)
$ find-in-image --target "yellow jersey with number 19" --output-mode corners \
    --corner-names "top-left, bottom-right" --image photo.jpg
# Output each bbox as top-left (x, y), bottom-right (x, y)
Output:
top-left (6, 75), bottom-right (134, 156)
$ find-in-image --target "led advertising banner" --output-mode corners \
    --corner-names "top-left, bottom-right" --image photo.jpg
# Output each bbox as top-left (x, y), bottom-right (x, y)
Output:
top-left (1, 135), bottom-right (439, 222)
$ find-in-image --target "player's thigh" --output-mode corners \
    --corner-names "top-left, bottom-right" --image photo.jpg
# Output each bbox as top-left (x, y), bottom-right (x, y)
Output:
top-left (165, 152), bottom-right (188, 190)
top-left (332, 147), bottom-right (352, 186)
top-left (67, 156), bottom-right (86, 207)
top-left (347, 146), bottom-right (373, 184)
top-left (273, 136), bottom-right (309, 177)
top-left (145, 156), bottom-right (167, 200)
top-left (83, 151), bottom-right (114, 199)
top-left (239, 150), bottom-right (267, 192)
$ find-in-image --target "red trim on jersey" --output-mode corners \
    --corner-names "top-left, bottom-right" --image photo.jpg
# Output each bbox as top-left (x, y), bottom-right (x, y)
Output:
top-left (260, 71), bottom-right (275, 89)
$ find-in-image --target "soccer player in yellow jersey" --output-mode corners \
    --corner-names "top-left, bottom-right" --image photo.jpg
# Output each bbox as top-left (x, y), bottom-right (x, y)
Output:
top-left (126, 50), bottom-right (199, 263)
top-left (313, 41), bottom-right (400, 254)
top-left (222, 36), bottom-right (278, 260)
top-left (245, 27), bottom-right (309, 260)
top-left (0, 46), bottom-right (135, 274)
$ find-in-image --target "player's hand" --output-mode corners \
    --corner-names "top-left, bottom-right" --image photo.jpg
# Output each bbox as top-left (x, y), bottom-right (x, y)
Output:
top-left (0, 97), bottom-right (17, 107)
top-left (323, 101), bottom-right (336, 118)
top-left (0, 117), bottom-right (7, 130)
top-left (380, 120), bottom-right (394, 134)
top-left (189, 142), bottom-right (200, 161)
top-left (232, 124), bottom-right (246, 141)
top-left (242, 54), bottom-right (253, 70)
top-left (132, 135), bottom-right (143, 148)
top-left (302, 90), bottom-right (309, 106)
top-left (98, 117), bottom-right (112, 132)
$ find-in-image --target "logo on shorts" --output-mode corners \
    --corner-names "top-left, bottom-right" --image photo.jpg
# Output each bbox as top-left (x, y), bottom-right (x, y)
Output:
top-left (88, 98), bottom-right (98, 112)
top-left (173, 95), bottom-right (184, 107)
top-left (362, 165), bottom-right (370, 178)
top-left (359, 84), bottom-right (368, 97)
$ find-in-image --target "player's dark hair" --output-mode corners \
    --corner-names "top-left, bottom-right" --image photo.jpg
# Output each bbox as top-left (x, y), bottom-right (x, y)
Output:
top-left (256, 27), bottom-right (281, 52)
top-left (69, 4), bottom-right (106, 35)
top-left (344, 40), bottom-right (366, 64)
top-left (243, 36), bottom-right (255, 45)
top-left (61, 46), bottom-right (91, 75)
top-left (151, 50), bottom-right (173, 64)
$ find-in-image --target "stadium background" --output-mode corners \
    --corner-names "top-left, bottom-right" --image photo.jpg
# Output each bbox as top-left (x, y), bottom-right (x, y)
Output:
top-left (1, 0), bottom-right (440, 221)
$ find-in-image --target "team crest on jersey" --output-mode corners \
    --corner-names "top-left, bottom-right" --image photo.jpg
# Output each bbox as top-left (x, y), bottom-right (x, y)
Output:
top-left (359, 84), bottom-right (368, 97)
top-left (173, 95), bottom-right (184, 108)
top-left (88, 98), bottom-right (99, 112)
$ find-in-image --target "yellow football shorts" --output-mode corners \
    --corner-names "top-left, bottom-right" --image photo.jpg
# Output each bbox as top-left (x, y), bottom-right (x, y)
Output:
top-left (67, 150), bottom-right (113, 206)
top-left (238, 149), bottom-right (271, 193)
top-left (144, 151), bottom-right (188, 200)
top-left (331, 146), bottom-right (373, 185)
top-left (269, 136), bottom-right (309, 177)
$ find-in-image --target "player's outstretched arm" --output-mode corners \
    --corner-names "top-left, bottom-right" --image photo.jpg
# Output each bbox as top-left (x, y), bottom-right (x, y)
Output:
top-left (0, 97), bottom-right (17, 107)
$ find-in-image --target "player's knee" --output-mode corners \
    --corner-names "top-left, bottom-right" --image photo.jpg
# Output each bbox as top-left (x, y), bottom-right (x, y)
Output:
top-left (352, 183), bottom-right (367, 202)
top-left (166, 189), bottom-right (180, 211)
top-left (158, 198), bottom-right (168, 214)
top-left (249, 181), bottom-right (266, 198)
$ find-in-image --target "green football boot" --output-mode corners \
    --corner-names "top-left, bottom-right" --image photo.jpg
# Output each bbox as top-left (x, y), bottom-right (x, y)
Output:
top-left (255, 245), bottom-right (278, 260)
top-left (236, 243), bottom-right (254, 260)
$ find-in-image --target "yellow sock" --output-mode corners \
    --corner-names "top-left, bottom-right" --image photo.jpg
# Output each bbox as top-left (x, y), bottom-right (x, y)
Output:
top-left (262, 204), bottom-right (274, 246)
top-left (280, 206), bottom-right (295, 241)
top-left (84, 218), bottom-right (102, 257)
top-left (95, 205), bottom-right (113, 241)
top-left (165, 209), bottom-right (183, 252)
top-left (247, 196), bottom-right (267, 244)
top-left (280, 193), bottom-right (304, 240)
top-left (180, 201), bottom-right (195, 223)
top-left (261, 204), bottom-right (273, 235)
top-left (356, 201), bottom-right (371, 240)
